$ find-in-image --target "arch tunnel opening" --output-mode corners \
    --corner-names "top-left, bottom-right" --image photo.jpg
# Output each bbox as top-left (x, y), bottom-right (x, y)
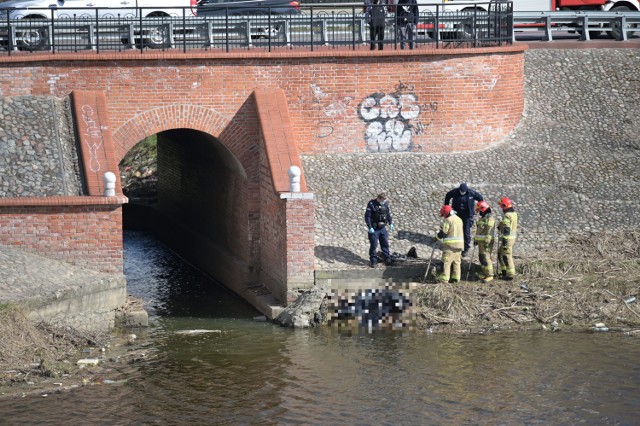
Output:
top-left (119, 128), bottom-right (256, 294)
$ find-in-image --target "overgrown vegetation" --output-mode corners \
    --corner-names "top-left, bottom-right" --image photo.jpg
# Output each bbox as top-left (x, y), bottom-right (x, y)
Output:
top-left (0, 306), bottom-right (111, 387)
top-left (119, 135), bottom-right (158, 201)
top-left (416, 231), bottom-right (640, 334)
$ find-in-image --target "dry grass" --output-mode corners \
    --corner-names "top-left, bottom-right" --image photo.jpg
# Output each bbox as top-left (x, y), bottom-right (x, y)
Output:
top-left (416, 231), bottom-right (640, 333)
top-left (0, 305), bottom-right (110, 386)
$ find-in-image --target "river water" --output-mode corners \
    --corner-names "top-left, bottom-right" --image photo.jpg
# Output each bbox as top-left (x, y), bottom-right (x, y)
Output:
top-left (1, 231), bottom-right (639, 425)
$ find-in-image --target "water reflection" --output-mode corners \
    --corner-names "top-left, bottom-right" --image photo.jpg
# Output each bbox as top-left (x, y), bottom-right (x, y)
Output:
top-left (0, 231), bottom-right (638, 425)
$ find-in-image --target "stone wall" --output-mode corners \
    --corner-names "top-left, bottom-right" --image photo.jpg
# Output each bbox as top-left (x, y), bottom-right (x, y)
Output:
top-left (0, 96), bottom-right (82, 197)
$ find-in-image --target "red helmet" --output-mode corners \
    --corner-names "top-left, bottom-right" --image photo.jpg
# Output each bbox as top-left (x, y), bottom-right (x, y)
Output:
top-left (440, 205), bottom-right (452, 217)
top-left (475, 200), bottom-right (489, 213)
top-left (498, 197), bottom-right (513, 209)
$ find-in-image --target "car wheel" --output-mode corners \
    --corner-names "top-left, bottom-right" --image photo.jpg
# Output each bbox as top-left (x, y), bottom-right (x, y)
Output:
top-left (609, 5), bottom-right (636, 40)
top-left (146, 26), bottom-right (171, 48)
top-left (144, 13), bottom-right (171, 49)
top-left (17, 18), bottom-right (49, 51)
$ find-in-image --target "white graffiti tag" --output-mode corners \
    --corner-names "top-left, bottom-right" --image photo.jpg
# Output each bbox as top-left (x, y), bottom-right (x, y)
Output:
top-left (81, 105), bottom-right (107, 172)
top-left (359, 92), bottom-right (420, 152)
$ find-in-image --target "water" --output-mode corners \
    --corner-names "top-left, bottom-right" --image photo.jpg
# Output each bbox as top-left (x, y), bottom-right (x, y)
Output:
top-left (1, 231), bottom-right (639, 425)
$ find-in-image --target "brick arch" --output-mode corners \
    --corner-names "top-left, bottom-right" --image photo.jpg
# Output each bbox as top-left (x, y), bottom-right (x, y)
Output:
top-left (112, 104), bottom-right (255, 178)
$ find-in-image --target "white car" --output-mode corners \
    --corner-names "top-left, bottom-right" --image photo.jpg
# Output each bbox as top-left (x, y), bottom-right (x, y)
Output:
top-left (0, 0), bottom-right (197, 49)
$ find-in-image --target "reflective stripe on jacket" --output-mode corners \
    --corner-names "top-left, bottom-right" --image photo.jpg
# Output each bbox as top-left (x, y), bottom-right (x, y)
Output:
top-left (499, 212), bottom-right (518, 240)
top-left (474, 213), bottom-right (495, 243)
top-left (441, 214), bottom-right (464, 250)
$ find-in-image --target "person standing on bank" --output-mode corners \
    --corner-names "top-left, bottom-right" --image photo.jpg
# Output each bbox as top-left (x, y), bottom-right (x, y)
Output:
top-left (444, 182), bottom-right (484, 257)
top-left (436, 205), bottom-right (464, 283)
top-left (473, 200), bottom-right (495, 283)
top-left (365, 192), bottom-right (395, 267)
top-left (497, 196), bottom-right (518, 280)
top-left (396, 0), bottom-right (418, 50)
top-left (365, 0), bottom-right (388, 50)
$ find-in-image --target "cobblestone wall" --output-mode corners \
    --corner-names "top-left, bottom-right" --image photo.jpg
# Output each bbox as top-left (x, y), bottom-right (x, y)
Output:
top-left (0, 96), bottom-right (83, 197)
top-left (303, 48), bottom-right (640, 270)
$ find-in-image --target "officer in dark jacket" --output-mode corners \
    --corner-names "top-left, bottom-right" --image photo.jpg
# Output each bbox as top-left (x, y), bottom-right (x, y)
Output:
top-left (443, 183), bottom-right (483, 257)
top-left (365, 192), bottom-right (395, 267)
top-left (365, 0), bottom-right (388, 50)
top-left (396, 0), bottom-right (418, 49)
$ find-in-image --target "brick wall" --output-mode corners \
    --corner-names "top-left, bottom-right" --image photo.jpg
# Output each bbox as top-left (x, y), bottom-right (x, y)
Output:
top-left (0, 200), bottom-right (124, 274)
top-left (0, 46), bottom-right (526, 159)
top-left (0, 47), bottom-right (525, 310)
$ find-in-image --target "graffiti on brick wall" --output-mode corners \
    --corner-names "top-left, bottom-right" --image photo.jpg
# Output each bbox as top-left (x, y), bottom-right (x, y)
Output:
top-left (298, 82), bottom-right (438, 145)
top-left (358, 81), bottom-right (438, 152)
top-left (80, 105), bottom-right (106, 172)
top-left (296, 84), bottom-right (359, 139)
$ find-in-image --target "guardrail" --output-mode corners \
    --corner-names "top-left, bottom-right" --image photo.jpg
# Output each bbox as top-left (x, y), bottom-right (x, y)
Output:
top-left (0, 2), bottom-right (513, 54)
top-left (513, 10), bottom-right (640, 41)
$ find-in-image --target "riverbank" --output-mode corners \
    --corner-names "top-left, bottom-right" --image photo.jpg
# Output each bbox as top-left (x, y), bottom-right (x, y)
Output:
top-left (0, 301), bottom-right (154, 400)
top-left (415, 231), bottom-right (640, 334)
top-left (2, 231), bottom-right (638, 400)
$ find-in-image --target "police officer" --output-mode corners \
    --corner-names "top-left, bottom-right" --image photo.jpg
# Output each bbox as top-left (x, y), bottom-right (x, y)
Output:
top-left (436, 205), bottom-right (464, 283)
top-left (444, 182), bottom-right (484, 257)
top-left (396, 0), bottom-right (419, 50)
top-left (473, 200), bottom-right (495, 283)
top-left (365, 192), bottom-right (394, 268)
top-left (497, 196), bottom-right (518, 280)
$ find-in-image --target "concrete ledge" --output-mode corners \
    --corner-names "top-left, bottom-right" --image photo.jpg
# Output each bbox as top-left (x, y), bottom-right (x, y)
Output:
top-left (0, 245), bottom-right (127, 332)
top-left (315, 262), bottom-right (428, 289)
top-left (19, 275), bottom-right (126, 332)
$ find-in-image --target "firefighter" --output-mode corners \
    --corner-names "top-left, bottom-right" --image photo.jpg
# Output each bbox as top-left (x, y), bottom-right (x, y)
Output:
top-left (473, 200), bottom-right (495, 283)
top-left (365, 192), bottom-right (395, 268)
top-left (436, 205), bottom-right (464, 283)
top-left (497, 196), bottom-right (518, 280)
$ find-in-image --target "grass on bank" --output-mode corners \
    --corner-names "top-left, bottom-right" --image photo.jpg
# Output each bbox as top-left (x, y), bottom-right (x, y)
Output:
top-left (416, 231), bottom-right (640, 333)
top-left (0, 306), bottom-right (110, 386)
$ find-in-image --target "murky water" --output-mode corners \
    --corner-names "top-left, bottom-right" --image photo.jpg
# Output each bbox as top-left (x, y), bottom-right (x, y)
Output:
top-left (1, 231), bottom-right (639, 425)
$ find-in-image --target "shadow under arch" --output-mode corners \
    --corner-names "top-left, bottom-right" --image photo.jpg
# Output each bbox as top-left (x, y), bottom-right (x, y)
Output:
top-left (115, 106), bottom-right (262, 303)
top-left (112, 104), bottom-right (254, 180)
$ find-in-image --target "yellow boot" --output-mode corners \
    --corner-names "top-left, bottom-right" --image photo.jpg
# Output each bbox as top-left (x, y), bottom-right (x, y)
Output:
top-left (481, 275), bottom-right (494, 283)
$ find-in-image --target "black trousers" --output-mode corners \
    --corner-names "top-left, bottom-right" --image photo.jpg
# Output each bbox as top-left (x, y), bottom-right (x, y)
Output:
top-left (370, 24), bottom-right (385, 50)
top-left (461, 216), bottom-right (474, 252)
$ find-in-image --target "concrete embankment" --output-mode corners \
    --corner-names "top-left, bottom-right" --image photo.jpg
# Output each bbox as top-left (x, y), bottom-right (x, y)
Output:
top-left (0, 246), bottom-right (127, 332)
top-left (303, 48), bottom-right (640, 273)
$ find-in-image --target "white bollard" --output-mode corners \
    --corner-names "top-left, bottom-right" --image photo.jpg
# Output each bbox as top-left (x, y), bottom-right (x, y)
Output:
top-left (288, 166), bottom-right (301, 193)
top-left (103, 171), bottom-right (116, 197)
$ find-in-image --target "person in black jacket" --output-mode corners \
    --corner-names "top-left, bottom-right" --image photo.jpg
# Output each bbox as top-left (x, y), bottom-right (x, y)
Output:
top-left (365, 0), bottom-right (388, 50)
top-left (365, 192), bottom-right (395, 267)
top-left (396, 0), bottom-right (418, 50)
top-left (443, 183), bottom-right (484, 257)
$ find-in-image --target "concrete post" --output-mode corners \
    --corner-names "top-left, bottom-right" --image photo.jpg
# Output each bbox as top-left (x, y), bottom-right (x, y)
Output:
top-left (288, 166), bottom-right (301, 193)
top-left (103, 172), bottom-right (116, 197)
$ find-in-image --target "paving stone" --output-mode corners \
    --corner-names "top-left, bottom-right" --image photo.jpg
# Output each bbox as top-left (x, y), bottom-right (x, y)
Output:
top-left (303, 49), bottom-right (640, 271)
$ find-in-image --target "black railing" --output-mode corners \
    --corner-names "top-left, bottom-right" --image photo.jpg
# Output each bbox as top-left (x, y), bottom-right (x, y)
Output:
top-left (0, 2), bottom-right (513, 54)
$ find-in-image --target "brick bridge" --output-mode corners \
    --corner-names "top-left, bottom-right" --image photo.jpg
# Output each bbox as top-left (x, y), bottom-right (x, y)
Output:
top-left (0, 46), bottom-right (526, 317)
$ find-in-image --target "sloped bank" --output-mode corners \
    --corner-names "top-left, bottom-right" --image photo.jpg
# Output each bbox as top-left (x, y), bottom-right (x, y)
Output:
top-left (276, 232), bottom-right (640, 335)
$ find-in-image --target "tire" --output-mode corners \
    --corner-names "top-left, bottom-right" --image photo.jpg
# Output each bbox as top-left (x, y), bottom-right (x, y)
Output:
top-left (145, 26), bottom-right (171, 49)
top-left (17, 18), bottom-right (49, 51)
top-left (609, 5), bottom-right (636, 40)
top-left (144, 13), bottom-right (171, 49)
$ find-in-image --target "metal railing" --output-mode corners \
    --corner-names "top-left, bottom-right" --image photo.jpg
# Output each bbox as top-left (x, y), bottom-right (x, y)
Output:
top-left (513, 10), bottom-right (640, 41)
top-left (0, 2), bottom-right (513, 54)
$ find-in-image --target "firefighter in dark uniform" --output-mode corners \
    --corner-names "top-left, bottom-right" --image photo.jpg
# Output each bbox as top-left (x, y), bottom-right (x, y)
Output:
top-left (365, 192), bottom-right (395, 268)
top-left (444, 182), bottom-right (484, 257)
